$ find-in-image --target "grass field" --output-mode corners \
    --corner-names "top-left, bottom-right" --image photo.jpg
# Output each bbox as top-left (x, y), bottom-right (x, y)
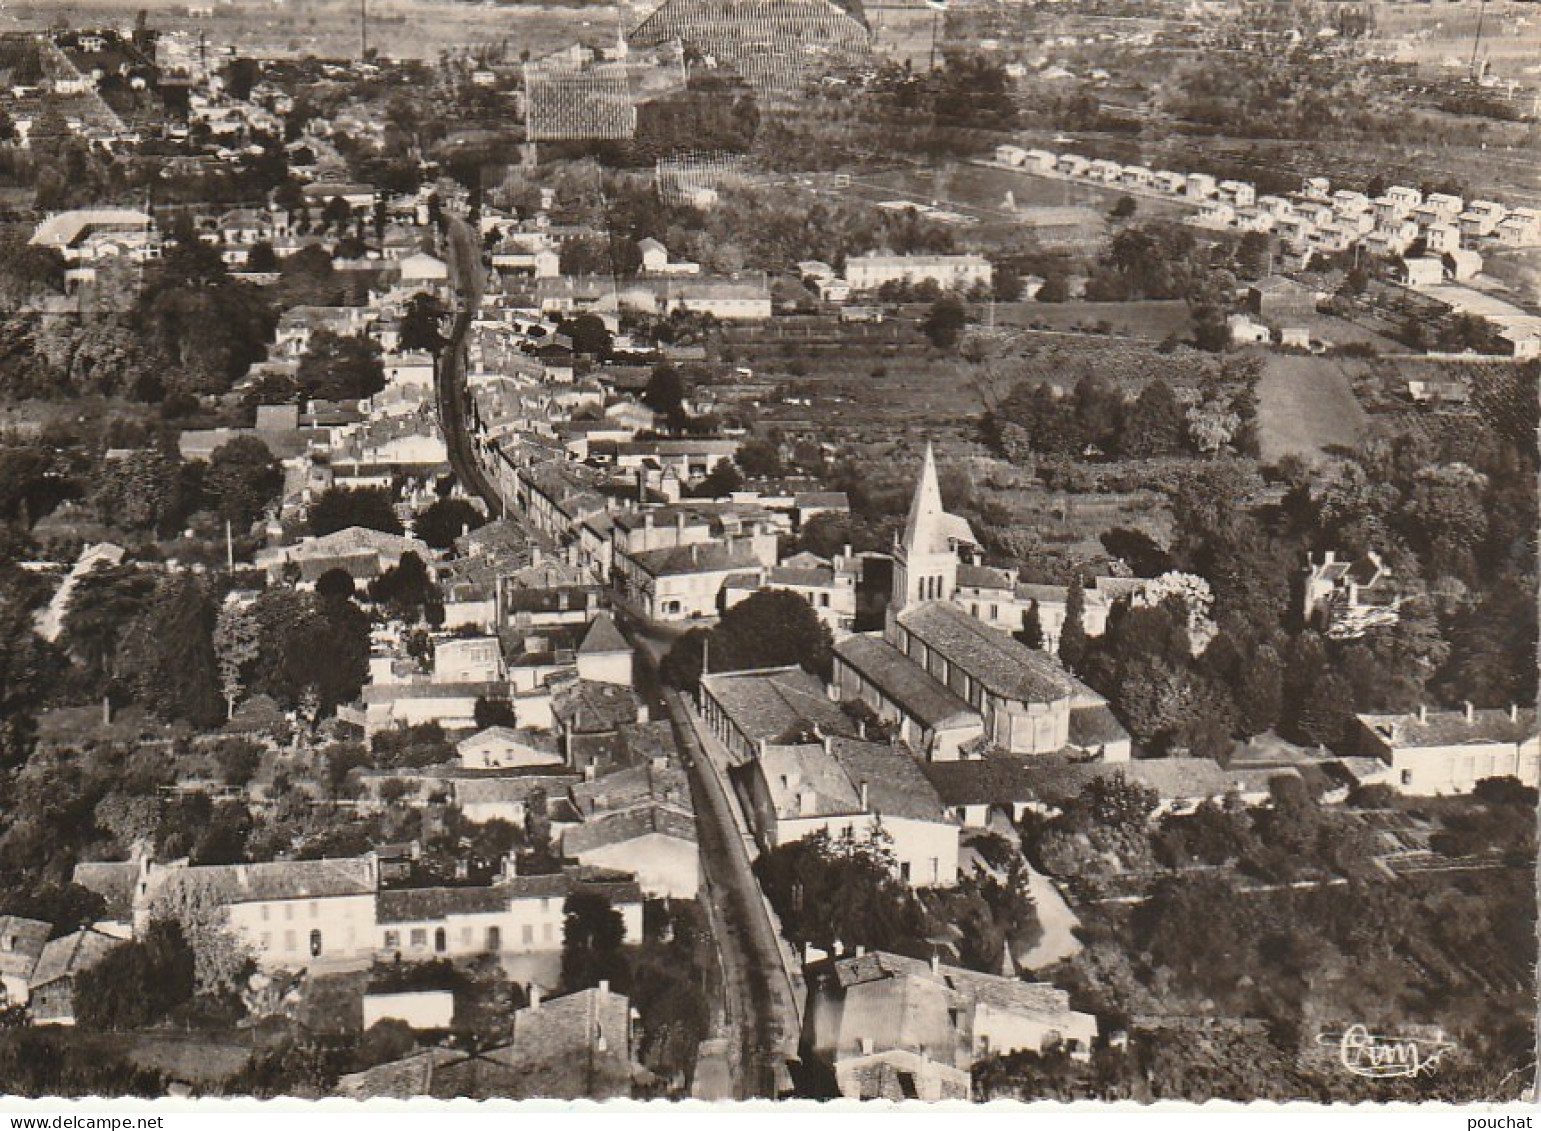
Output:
top-left (1256, 352), bottom-right (1369, 464)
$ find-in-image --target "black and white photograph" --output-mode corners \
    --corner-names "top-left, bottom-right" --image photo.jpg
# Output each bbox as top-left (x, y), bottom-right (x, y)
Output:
top-left (0, 0), bottom-right (1535, 1112)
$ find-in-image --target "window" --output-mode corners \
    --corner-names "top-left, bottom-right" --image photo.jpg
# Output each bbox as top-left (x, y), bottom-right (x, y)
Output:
top-left (1400, 769), bottom-right (1413, 786)
top-left (410, 929), bottom-right (427, 948)
top-left (309, 930), bottom-right (322, 957)
top-left (310, 902), bottom-right (319, 919)
top-left (522, 924), bottom-right (534, 946)
top-left (899, 861), bottom-right (911, 882)
top-left (284, 904), bottom-right (293, 921)
top-left (461, 927), bottom-right (473, 947)
top-left (543, 923), bottom-right (554, 942)
top-left (434, 928), bottom-right (447, 953)
top-left (384, 930), bottom-right (400, 950)
top-left (284, 930), bottom-right (296, 952)
top-left (486, 926), bottom-right (501, 951)
top-left (260, 905), bottom-right (270, 923)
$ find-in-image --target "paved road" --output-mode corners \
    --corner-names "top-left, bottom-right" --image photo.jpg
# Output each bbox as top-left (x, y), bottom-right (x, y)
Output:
top-left (614, 606), bottom-right (800, 1098)
top-left (435, 214), bottom-right (502, 513)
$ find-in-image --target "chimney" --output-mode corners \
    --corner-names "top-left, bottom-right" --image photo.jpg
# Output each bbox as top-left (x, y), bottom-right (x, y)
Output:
top-left (529, 985), bottom-right (542, 1011)
top-left (857, 718), bottom-right (866, 739)
top-left (859, 1036), bottom-right (874, 1055)
top-left (532, 546), bottom-right (542, 565)
top-left (859, 780), bottom-right (870, 810)
top-left (676, 512), bottom-right (687, 535)
top-left (598, 979), bottom-right (610, 996)
top-left (1418, 704), bottom-right (1428, 724)
top-left (1510, 703), bottom-right (1520, 723)
top-left (1464, 701), bottom-right (1475, 723)
top-left (930, 951), bottom-right (941, 975)
top-left (583, 762), bottom-right (597, 781)
top-left (854, 944), bottom-right (865, 957)
top-left (690, 543), bottom-right (699, 566)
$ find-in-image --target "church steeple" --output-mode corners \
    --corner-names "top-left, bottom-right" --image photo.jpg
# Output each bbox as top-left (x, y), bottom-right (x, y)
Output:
top-left (892, 442), bottom-right (962, 614)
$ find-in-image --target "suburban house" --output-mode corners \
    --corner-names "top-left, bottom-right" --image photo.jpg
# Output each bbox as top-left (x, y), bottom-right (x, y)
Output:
top-left (1352, 705), bottom-right (1540, 795)
top-left (1302, 550), bottom-right (1400, 639)
top-left (738, 735), bottom-right (960, 888)
top-left (803, 951), bottom-right (1098, 1101)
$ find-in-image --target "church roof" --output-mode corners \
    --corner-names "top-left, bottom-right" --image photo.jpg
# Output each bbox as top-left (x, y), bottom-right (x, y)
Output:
top-left (895, 602), bottom-right (1073, 705)
top-left (900, 444), bottom-right (976, 558)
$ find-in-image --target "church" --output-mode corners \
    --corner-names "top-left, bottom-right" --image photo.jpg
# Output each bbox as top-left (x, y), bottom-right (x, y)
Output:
top-left (832, 445), bottom-right (1131, 763)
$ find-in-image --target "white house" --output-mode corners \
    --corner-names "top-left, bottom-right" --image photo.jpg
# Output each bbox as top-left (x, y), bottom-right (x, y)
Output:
top-left (1354, 705), bottom-right (1539, 795)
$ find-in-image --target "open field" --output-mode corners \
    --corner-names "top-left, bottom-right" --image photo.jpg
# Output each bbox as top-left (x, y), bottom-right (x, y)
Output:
top-left (1255, 352), bottom-right (1369, 464)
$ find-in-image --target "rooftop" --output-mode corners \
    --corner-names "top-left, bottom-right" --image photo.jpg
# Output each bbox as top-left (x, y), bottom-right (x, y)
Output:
top-left (834, 633), bottom-right (978, 730)
top-left (896, 602), bottom-right (1074, 705)
top-left (699, 666), bottom-right (857, 756)
top-left (1358, 707), bottom-right (1538, 750)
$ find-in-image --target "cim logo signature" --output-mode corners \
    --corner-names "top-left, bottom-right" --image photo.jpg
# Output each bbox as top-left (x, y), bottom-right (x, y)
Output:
top-left (1317, 1024), bottom-right (1455, 1079)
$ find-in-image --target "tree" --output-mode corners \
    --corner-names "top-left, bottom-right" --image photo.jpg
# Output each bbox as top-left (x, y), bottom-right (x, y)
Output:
top-left (558, 312), bottom-right (612, 359)
top-left (74, 919), bottom-right (196, 1031)
top-left (296, 330), bottom-right (385, 401)
top-left (1110, 195), bottom-right (1137, 220)
top-left (368, 552), bottom-right (441, 622)
top-left (642, 363), bottom-right (686, 418)
top-left (414, 497), bottom-right (484, 550)
top-left (398, 291), bottom-right (448, 355)
top-left (92, 448), bottom-right (185, 534)
top-left (1119, 379), bottom-right (1188, 458)
top-left (114, 575), bottom-right (226, 727)
top-left (753, 828), bottom-right (923, 953)
top-left (707, 589), bottom-right (834, 680)
top-left (213, 600), bottom-right (261, 718)
top-left (205, 435), bottom-right (282, 527)
top-left (736, 437), bottom-right (783, 479)
top-left (922, 295), bottom-right (967, 349)
top-left (244, 589), bottom-right (370, 714)
top-left (308, 487), bottom-right (404, 537)
top-left (146, 876), bottom-right (256, 997)
top-left (314, 568), bottom-right (356, 601)
top-left (61, 565), bottom-right (161, 692)
top-left (1059, 579), bottom-right (1088, 672)
top-left (245, 241), bottom-right (278, 273)
top-left (561, 890), bottom-right (628, 992)
top-left (1235, 644), bottom-right (1284, 737)
top-left (693, 458), bottom-right (743, 498)
top-left (1017, 600), bottom-right (1045, 650)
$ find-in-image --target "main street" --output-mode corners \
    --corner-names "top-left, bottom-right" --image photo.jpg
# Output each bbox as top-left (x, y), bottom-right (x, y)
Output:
top-left (430, 217), bottom-right (798, 1098)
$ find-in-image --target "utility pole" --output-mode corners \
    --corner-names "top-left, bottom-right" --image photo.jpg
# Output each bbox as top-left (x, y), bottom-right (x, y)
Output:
top-left (360, 0), bottom-right (368, 60)
top-left (1468, 0), bottom-right (1487, 82)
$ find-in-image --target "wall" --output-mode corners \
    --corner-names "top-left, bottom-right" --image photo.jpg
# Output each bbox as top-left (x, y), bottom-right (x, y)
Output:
top-left (574, 835), bottom-right (700, 901)
top-left (228, 893), bottom-right (379, 970)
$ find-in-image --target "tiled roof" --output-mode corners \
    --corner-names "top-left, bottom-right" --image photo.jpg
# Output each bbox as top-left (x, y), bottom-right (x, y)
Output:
top-left (567, 761), bottom-right (692, 818)
top-left (453, 773), bottom-right (580, 806)
top-left (897, 602), bottom-right (1074, 704)
top-left (562, 804), bottom-right (698, 855)
top-left (767, 566), bottom-right (837, 589)
top-left (0, 916), bottom-right (52, 979)
top-left (152, 857), bottom-right (378, 905)
top-left (627, 540), bottom-right (763, 578)
top-left (29, 928), bottom-right (124, 989)
top-left (759, 743), bottom-right (860, 818)
top-left (71, 861), bottom-right (138, 921)
top-left (826, 737), bottom-right (948, 823)
top-left (1358, 708), bottom-right (1538, 749)
top-left (699, 667), bottom-right (857, 752)
top-left (794, 491), bottom-right (849, 509)
top-left (834, 634), bottom-right (978, 730)
top-left (376, 885), bottom-right (513, 923)
top-left (577, 613), bottom-right (630, 655)
top-left (1068, 704), bottom-right (1130, 748)
top-left (551, 679), bottom-right (642, 735)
